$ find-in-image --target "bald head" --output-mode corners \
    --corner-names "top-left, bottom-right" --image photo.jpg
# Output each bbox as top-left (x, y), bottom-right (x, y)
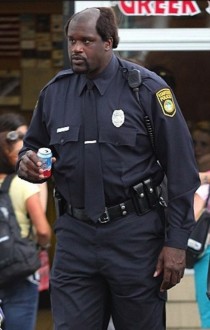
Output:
top-left (65, 7), bottom-right (119, 49)
top-left (73, 7), bottom-right (100, 23)
top-left (65, 7), bottom-right (119, 78)
top-left (65, 8), bottom-right (99, 36)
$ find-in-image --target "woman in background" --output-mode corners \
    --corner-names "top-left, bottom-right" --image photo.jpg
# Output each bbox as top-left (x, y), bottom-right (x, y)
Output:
top-left (193, 182), bottom-right (210, 328)
top-left (192, 120), bottom-right (210, 328)
top-left (0, 113), bottom-right (48, 211)
top-left (192, 121), bottom-right (210, 172)
top-left (0, 113), bottom-right (51, 330)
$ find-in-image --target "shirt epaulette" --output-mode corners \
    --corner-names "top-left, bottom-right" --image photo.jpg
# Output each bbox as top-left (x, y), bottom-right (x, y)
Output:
top-left (140, 67), bottom-right (169, 93)
top-left (117, 57), bottom-right (169, 94)
top-left (42, 69), bottom-right (74, 92)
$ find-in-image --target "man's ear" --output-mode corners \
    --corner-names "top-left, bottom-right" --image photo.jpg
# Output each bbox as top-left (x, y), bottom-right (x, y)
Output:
top-left (104, 38), bottom-right (113, 51)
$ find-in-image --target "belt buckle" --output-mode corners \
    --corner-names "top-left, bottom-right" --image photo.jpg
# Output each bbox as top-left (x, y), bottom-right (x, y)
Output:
top-left (98, 207), bottom-right (110, 224)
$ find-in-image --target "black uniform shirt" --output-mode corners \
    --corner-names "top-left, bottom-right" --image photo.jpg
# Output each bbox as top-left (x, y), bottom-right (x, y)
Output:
top-left (19, 55), bottom-right (200, 249)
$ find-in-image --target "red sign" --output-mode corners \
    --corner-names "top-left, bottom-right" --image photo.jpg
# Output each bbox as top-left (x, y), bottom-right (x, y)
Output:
top-left (118, 1), bottom-right (209, 16)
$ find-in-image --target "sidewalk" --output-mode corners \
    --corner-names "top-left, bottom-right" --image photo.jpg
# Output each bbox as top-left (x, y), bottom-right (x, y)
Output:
top-left (36, 311), bottom-right (115, 330)
top-left (36, 308), bottom-right (52, 330)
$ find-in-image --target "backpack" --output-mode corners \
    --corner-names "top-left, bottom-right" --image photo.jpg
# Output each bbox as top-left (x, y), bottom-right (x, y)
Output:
top-left (0, 174), bottom-right (40, 287)
top-left (186, 186), bottom-right (210, 269)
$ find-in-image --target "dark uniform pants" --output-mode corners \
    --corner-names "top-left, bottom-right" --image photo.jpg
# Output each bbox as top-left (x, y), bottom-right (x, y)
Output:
top-left (50, 208), bottom-right (166, 330)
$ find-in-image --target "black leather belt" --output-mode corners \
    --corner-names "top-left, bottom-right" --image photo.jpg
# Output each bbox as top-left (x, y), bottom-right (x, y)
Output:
top-left (67, 199), bottom-right (134, 224)
top-left (55, 177), bottom-right (163, 224)
top-left (67, 195), bottom-right (159, 224)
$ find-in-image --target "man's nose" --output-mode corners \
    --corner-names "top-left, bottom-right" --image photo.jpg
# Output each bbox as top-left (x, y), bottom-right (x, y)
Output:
top-left (71, 41), bottom-right (84, 52)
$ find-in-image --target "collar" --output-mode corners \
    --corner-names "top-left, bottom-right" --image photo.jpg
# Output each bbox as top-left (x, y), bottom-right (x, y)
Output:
top-left (78, 55), bottom-right (119, 96)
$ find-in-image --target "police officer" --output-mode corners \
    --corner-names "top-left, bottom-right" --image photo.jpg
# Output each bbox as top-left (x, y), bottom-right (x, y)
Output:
top-left (17, 7), bottom-right (200, 330)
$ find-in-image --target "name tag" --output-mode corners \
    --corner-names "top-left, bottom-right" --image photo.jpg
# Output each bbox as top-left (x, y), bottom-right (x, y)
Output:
top-left (57, 126), bottom-right (69, 133)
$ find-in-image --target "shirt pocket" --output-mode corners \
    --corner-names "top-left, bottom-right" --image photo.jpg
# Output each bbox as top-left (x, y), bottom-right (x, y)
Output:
top-left (50, 126), bottom-right (80, 146)
top-left (99, 127), bottom-right (137, 147)
top-left (50, 126), bottom-right (81, 167)
top-left (98, 127), bottom-right (138, 171)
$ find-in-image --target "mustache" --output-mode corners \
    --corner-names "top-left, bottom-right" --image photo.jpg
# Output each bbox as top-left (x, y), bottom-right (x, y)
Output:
top-left (71, 55), bottom-right (85, 61)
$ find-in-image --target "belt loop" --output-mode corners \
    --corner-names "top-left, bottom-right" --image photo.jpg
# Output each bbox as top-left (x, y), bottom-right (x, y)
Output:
top-left (68, 204), bottom-right (72, 215)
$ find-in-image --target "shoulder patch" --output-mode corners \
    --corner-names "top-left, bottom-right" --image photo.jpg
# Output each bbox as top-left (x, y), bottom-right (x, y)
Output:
top-left (156, 88), bottom-right (176, 117)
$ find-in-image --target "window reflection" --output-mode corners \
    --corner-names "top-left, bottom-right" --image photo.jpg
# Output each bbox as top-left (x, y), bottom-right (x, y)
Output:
top-left (116, 50), bottom-right (210, 122)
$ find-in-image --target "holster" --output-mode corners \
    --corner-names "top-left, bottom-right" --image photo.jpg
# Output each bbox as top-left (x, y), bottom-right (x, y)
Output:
top-left (53, 189), bottom-right (67, 217)
top-left (131, 178), bottom-right (159, 215)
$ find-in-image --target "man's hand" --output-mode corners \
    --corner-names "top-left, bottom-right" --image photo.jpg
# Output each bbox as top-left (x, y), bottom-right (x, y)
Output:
top-left (17, 150), bottom-right (55, 183)
top-left (153, 246), bottom-right (186, 292)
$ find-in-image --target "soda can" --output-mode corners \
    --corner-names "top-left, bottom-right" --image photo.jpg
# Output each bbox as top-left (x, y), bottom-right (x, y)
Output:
top-left (37, 147), bottom-right (52, 178)
top-left (0, 304), bottom-right (4, 329)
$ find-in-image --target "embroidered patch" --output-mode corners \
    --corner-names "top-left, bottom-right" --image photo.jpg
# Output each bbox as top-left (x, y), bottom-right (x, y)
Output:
top-left (112, 109), bottom-right (125, 128)
top-left (156, 88), bottom-right (176, 117)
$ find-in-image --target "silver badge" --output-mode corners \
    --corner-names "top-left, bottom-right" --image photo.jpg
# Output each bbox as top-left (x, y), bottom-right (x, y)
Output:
top-left (112, 110), bottom-right (125, 128)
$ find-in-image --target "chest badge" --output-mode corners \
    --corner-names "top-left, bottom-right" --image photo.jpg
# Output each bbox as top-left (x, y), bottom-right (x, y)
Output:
top-left (112, 109), bottom-right (125, 128)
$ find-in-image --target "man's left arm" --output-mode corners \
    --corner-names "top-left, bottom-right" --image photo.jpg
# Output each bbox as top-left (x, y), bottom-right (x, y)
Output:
top-left (148, 87), bottom-right (200, 290)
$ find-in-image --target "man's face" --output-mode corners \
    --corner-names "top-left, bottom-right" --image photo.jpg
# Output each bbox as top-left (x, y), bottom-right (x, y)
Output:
top-left (193, 130), bottom-right (210, 160)
top-left (9, 140), bottom-right (23, 166)
top-left (67, 13), bottom-right (111, 78)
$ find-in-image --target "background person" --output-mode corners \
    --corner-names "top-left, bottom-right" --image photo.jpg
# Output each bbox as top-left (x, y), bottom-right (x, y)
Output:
top-left (17, 7), bottom-right (199, 330)
top-left (191, 120), bottom-right (210, 328)
top-left (0, 113), bottom-right (48, 212)
top-left (0, 114), bottom-right (51, 330)
top-left (0, 112), bottom-right (51, 299)
top-left (192, 121), bottom-right (210, 172)
top-left (193, 182), bottom-right (210, 328)
top-left (199, 171), bottom-right (210, 185)
top-left (193, 121), bottom-right (210, 184)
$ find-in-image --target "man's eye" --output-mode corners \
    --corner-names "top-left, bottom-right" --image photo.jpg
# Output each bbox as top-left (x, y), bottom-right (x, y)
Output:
top-left (84, 39), bottom-right (91, 45)
top-left (68, 39), bottom-right (75, 45)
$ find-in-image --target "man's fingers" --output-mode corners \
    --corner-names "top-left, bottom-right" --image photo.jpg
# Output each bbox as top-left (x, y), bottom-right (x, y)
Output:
top-left (156, 247), bottom-right (186, 292)
top-left (160, 268), bottom-right (183, 292)
top-left (18, 151), bottom-right (43, 182)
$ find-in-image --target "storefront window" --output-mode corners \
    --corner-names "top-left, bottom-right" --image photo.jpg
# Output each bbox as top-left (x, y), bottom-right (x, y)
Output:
top-left (116, 50), bottom-right (210, 123)
top-left (114, 0), bottom-right (210, 29)
top-left (75, 1), bottom-right (210, 29)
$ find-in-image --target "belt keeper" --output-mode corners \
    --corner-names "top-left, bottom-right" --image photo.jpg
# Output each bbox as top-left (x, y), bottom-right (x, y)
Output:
top-left (132, 182), bottom-right (149, 214)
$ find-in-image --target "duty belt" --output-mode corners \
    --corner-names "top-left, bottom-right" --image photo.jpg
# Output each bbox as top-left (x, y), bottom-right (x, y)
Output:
top-left (67, 199), bottom-right (135, 224)
top-left (67, 181), bottom-right (161, 224)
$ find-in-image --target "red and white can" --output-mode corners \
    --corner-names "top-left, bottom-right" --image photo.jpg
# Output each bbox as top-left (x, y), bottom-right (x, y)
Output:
top-left (37, 147), bottom-right (52, 178)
